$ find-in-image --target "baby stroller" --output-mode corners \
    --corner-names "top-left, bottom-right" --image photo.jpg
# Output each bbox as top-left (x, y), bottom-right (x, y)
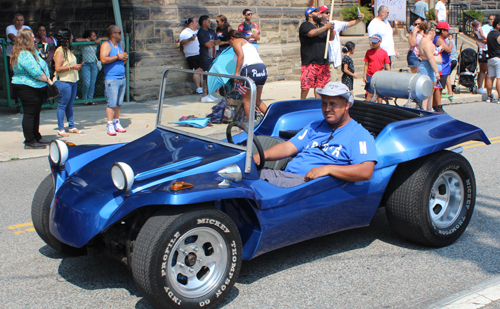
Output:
top-left (452, 46), bottom-right (478, 94)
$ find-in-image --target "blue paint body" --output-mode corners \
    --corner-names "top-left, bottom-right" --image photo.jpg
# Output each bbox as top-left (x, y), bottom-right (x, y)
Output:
top-left (47, 99), bottom-right (490, 260)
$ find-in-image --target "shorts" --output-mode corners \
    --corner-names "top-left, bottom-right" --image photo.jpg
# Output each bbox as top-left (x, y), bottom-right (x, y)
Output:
top-left (364, 74), bottom-right (374, 94)
top-left (478, 52), bottom-right (489, 63)
top-left (237, 63), bottom-right (268, 95)
top-left (200, 57), bottom-right (213, 72)
top-left (105, 77), bottom-right (126, 108)
top-left (259, 169), bottom-right (306, 188)
top-left (186, 55), bottom-right (201, 70)
top-left (407, 50), bottom-right (420, 68)
top-left (488, 57), bottom-right (500, 78)
top-left (300, 63), bottom-right (330, 90)
top-left (439, 75), bottom-right (449, 88)
top-left (418, 60), bottom-right (437, 82)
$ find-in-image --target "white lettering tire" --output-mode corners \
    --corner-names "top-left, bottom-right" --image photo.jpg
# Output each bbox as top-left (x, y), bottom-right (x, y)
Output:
top-left (384, 151), bottom-right (476, 247)
top-left (132, 207), bottom-right (242, 309)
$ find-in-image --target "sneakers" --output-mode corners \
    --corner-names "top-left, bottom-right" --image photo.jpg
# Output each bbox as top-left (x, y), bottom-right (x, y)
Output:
top-left (209, 94), bottom-right (217, 101)
top-left (24, 142), bottom-right (47, 149)
top-left (485, 96), bottom-right (498, 103)
top-left (448, 95), bottom-right (454, 101)
top-left (477, 88), bottom-right (487, 95)
top-left (441, 92), bottom-right (448, 98)
top-left (201, 95), bottom-right (216, 103)
top-left (107, 123), bottom-right (117, 136)
top-left (196, 87), bottom-right (203, 94)
top-left (434, 105), bottom-right (446, 113)
top-left (114, 120), bottom-right (127, 133)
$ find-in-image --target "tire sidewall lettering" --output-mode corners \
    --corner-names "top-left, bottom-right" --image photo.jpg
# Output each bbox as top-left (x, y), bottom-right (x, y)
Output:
top-left (428, 162), bottom-right (474, 237)
top-left (157, 213), bottom-right (241, 308)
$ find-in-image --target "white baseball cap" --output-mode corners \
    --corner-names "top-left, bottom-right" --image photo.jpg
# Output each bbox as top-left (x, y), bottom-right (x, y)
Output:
top-left (316, 82), bottom-right (354, 107)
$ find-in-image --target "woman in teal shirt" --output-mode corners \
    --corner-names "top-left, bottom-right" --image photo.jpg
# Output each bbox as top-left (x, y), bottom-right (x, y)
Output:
top-left (11, 29), bottom-right (52, 149)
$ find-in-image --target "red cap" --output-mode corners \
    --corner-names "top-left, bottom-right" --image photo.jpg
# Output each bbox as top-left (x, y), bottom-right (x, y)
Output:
top-left (436, 22), bottom-right (452, 31)
top-left (315, 5), bottom-right (330, 13)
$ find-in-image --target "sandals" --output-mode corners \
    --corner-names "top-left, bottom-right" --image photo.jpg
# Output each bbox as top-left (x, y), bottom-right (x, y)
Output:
top-left (69, 128), bottom-right (84, 134)
top-left (58, 130), bottom-right (69, 137)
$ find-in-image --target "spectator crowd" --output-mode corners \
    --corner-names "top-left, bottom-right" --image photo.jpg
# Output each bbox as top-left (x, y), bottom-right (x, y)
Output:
top-left (5, 13), bottom-right (129, 148)
top-left (3, 5), bottom-right (500, 150)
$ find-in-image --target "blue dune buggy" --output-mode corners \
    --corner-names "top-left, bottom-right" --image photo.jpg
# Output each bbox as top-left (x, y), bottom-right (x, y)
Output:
top-left (32, 69), bottom-right (490, 309)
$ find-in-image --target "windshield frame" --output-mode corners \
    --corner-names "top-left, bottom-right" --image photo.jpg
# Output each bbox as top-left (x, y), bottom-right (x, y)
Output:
top-left (156, 68), bottom-right (258, 174)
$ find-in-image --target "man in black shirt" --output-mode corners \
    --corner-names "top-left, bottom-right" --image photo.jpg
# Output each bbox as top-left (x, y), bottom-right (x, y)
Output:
top-left (299, 7), bottom-right (335, 99)
top-left (486, 15), bottom-right (500, 103)
top-left (198, 15), bottom-right (219, 103)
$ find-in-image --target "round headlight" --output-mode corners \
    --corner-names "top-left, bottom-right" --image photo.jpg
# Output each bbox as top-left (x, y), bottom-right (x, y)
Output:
top-left (49, 140), bottom-right (68, 166)
top-left (111, 162), bottom-right (134, 192)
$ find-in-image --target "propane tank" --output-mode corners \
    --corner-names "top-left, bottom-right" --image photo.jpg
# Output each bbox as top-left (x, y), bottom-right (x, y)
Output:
top-left (370, 71), bottom-right (432, 102)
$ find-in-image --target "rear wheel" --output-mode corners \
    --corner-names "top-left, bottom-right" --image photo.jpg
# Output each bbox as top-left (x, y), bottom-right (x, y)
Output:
top-left (384, 151), bottom-right (476, 247)
top-left (132, 207), bottom-right (242, 309)
top-left (31, 174), bottom-right (86, 254)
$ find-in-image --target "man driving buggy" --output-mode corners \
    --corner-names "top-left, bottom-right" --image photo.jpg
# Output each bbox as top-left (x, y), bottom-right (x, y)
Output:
top-left (254, 82), bottom-right (378, 188)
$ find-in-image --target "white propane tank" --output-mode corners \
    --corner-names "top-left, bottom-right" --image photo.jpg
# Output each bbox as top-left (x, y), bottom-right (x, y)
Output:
top-left (370, 71), bottom-right (433, 102)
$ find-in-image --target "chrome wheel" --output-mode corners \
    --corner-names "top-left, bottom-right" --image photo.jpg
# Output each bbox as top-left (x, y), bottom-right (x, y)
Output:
top-left (429, 170), bottom-right (464, 228)
top-left (167, 227), bottom-right (228, 298)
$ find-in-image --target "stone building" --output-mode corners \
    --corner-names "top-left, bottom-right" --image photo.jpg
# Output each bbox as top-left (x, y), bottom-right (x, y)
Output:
top-left (0, 0), bottom-right (497, 100)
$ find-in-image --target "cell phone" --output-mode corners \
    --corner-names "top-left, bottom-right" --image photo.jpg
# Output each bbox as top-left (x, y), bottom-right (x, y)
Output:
top-left (358, 7), bottom-right (361, 14)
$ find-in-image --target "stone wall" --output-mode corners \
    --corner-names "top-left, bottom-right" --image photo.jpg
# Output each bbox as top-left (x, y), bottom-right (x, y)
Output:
top-left (1, 0), bottom-right (497, 101)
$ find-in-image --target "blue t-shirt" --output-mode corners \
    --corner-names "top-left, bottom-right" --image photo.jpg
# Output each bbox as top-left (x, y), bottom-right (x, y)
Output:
top-left (434, 36), bottom-right (451, 75)
top-left (285, 119), bottom-right (378, 176)
top-left (414, 1), bottom-right (428, 19)
top-left (104, 41), bottom-right (125, 80)
top-left (198, 28), bottom-right (216, 60)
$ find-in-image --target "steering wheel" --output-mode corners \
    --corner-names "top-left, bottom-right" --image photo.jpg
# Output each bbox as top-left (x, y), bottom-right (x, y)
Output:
top-left (226, 122), bottom-right (265, 170)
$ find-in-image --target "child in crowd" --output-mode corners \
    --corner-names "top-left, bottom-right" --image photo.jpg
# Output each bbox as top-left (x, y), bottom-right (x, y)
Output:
top-left (341, 41), bottom-right (357, 90)
top-left (363, 34), bottom-right (390, 102)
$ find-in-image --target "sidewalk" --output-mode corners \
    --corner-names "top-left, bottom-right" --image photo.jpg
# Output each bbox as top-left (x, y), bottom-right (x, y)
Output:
top-left (0, 75), bottom-right (488, 162)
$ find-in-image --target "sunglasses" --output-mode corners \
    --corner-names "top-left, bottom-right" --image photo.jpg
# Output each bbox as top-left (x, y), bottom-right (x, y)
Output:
top-left (246, 13), bottom-right (252, 16)
top-left (114, 31), bottom-right (122, 35)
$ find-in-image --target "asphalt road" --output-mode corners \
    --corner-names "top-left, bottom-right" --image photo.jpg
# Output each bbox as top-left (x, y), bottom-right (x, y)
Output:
top-left (1, 102), bottom-right (499, 309)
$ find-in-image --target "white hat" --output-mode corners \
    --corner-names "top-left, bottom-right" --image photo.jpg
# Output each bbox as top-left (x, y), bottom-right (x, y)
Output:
top-left (316, 82), bottom-right (354, 107)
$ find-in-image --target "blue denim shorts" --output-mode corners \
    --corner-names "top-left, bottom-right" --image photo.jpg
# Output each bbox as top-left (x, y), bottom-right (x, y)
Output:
top-left (364, 74), bottom-right (374, 94)
top-left (105, 77), bottom-right (126, 108)
top-left (418, 60), bottom-right (437, 82)
top-left (407, 50), bottom-right (420, 68)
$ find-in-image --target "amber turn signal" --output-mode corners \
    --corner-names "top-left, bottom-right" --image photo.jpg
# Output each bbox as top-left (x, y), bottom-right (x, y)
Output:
top-left (170, 182), bottom-right (194, 191)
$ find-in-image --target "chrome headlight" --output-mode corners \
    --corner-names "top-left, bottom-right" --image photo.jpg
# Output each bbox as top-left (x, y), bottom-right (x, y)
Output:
top-left (217, 164), bottom-right (242, 188)
top-left (111, 162), bottom-right (134, 193)
top-left (49, 140), bottom-right (69, 166)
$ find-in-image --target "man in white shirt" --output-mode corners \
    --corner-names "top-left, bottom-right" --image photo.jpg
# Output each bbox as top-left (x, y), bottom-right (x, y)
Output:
top-left (179, 17), bottom-right (203, 95)
top-left (6, 13), bottom-right (31, 103)
top-left (368, 6), bottom-right (399, 62)
top-left (317, 5), bottom-right (365, 70)
top-left (434, 0), bottom-right (447, 23)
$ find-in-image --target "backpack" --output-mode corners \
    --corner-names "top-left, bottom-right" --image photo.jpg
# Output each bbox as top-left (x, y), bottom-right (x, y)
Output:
top-left (207, 97), bottom-right (227, 124)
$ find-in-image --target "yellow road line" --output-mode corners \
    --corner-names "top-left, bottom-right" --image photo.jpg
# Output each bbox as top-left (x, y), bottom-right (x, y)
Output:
top-left (25, 228), bottom-right (35, 232)
top-left (454, 136), bottom-right (500, 149)
top-left (8, 222), bottom-right (33, 230)
top-left (464, 139), bottom-right (500, 149)
top-left (13, 230), bottom-right (26, 235)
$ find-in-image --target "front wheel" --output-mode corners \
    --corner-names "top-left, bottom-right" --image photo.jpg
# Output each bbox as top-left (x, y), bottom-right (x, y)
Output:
top-left (384, 151), bottom-right (476, 247)
top-left (31, 174), bottom-right (86, 255)
top-left (132, 207), bottom-right (242, 309)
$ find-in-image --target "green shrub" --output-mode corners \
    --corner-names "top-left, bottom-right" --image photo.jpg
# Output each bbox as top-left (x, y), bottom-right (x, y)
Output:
top-left (340, 5), bottom-right (373, 24)
top-left (427, 8), bottom-right (435, 21)
top-left (461, 9), bottom-right (485, 21)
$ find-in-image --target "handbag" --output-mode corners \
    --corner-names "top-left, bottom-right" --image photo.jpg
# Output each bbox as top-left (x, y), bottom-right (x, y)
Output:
top-left (92, 50), bottom-right (102, 71)
top-left (46, 83), bottom-right (60, 100)
top-left (36, 54), bottom-right (60, 100)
